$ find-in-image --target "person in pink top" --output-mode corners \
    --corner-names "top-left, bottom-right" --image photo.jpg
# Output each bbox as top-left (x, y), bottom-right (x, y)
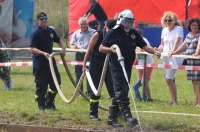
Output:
top-left (133, 28), bottom-right (154, 102)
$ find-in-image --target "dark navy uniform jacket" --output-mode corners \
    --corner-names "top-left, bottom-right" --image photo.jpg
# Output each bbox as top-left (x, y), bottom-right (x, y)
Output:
top-left (101, 27), bottom-right (147, 74)
top-left (30, 26), bottom-right (60, 69)
top-left (101, 27), bottom-right (147, 106)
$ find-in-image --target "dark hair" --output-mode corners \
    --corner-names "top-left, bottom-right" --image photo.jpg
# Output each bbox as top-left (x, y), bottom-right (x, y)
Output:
top-left (186, 18), bottom-right (200, 31)
top-left (37, 12), bottom-right (47, 19)
top-left (105, 19), bottom-right (117, 29)
top-left (88, 20), bottom-right (98, 30)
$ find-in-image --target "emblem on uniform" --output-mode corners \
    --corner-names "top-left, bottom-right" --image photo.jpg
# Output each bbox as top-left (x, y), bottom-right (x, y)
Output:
top-left (131, 34), bottom-right (135, 39)
top-left (131, 34), bottom-right (136, 46)
top-left (50, 33), bottom-right (54, 38)
top-left (132, 43), bottom-right (136, 46)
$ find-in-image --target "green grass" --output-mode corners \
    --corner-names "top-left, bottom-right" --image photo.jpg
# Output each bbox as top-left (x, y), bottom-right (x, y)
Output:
top-left (0, 53), bottom-right (200, 131)
top-left (28, 1), bottom-right (200, 131)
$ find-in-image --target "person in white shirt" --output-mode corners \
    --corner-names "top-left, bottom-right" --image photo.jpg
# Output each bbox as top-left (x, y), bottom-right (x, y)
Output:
top-left (70, 17), bottom-right (96, 96)
top-left (156, 11), bottom-right (184, 105)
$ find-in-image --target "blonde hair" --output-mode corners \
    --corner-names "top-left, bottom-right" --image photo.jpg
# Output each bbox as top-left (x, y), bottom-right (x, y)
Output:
top-left (161, 11), bottom-right (182, 27)
top-left (78, 17), bottom-right (88, 25)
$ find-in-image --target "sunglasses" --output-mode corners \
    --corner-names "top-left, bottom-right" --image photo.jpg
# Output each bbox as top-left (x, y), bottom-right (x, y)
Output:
top-left (164, 19), bottom-right (172, 22)
top-left (39, 16), bottom-right (48, 21)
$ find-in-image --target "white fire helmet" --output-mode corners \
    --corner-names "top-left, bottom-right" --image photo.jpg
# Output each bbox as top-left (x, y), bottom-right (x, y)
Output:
top-left (113, 9), bottom-right (135, 32)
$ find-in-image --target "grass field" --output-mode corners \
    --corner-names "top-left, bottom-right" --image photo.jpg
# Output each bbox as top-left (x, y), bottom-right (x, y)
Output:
top-left (0, 53), bottom-right (200, 132)
top-left (24, 1), bottom-right (200, 131)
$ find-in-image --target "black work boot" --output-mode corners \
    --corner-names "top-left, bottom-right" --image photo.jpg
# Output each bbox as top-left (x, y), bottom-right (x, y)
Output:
top-left (121, 106), bottom-right (138, 128)
top-left (115, 105), bottom-right (125, 119)
top-left (90, 102), bottom-right (101, 121)
top-left (35, 95), bottom-right (46, 111)
top-left (46, 91), bottom-right (57, 110)
top-left (107, 105), bottom-right (123, 128)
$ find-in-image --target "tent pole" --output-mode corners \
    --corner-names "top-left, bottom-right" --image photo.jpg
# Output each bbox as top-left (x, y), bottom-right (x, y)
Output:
top-left (186, 0), bottom-right (189, 20)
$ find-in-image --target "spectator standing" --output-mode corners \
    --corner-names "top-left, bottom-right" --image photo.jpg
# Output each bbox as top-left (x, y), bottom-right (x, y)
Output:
top-left (0, 38), bottom-right (13, 90)
top-left (84, 0), bottom-right (108, 31)
top-left (99, 9), bottom-right (160, 128)
top-left (70, 17), bottom-right (96, 96)
top-left (156, 11), bottom-right (184, 105)
top-left (170, 18), bottom-right (200, 106)
top-left (30, 12), bottom-right (66, 111)
top-left (133, 28), bottom-right (154, 101)
top-left (82, 19), bottom-right (117, 121)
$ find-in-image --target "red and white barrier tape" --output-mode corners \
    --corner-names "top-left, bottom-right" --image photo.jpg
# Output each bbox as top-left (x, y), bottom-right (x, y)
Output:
top-left (132, 64), bottom-right (200, 71)
top-left (1, 61), bottom-right (200, 71)
top-left (0, 62), bottom-right (33, 67)
top-left (0, 61), bottom-right (89, 67)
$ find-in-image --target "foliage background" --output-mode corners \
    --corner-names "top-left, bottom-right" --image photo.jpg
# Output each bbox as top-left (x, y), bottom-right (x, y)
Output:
top-left (34, 0), bottom-right (69, 39)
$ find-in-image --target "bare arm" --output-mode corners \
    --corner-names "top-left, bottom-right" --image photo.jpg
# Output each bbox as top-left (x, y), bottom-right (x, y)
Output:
top-left (193, 37), bottom-right (200, 56)
top-left (70, 44), bottom-right (79, 49)
top-left (172, 36), bottom-right (182, 52)
top-left (156, 39), bottom-right (164, 52)
top-left (171, 39), bottom-right (186, 55)
top-left (57, 39), bottom-right (66, 56)
top-left (143, 45), bottom-right (161, 57)
top-left (85, 12), bottom-right (92, 19)
top-left (30, 39), bottom-right (66, 59)
top-left (30, 47), bottom-right (50, 58)
top-left (99, 44), bottom-right (116, 54)
top-left (83, 32), bottom-right (99, 71)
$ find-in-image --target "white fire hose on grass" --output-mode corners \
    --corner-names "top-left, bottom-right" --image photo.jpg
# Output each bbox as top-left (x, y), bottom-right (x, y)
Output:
top-left (85, 53), bottom-right (110, 96)
top-left (48, 52), bottom-right (108, 111)
top-left (49, 46), bottom-right (142, 130)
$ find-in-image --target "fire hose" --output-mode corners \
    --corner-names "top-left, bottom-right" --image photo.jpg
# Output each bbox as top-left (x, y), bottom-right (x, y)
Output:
top-left (48, 52), bottom-right (108, 111)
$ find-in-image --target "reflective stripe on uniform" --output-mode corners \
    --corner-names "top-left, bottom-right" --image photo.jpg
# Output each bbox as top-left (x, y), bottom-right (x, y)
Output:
top-left (48, 88), bottom-right (57, 94)
top-left (90, 99), bottom-right (99, 103)
top-left (35, 95), bottom-right (38, 99)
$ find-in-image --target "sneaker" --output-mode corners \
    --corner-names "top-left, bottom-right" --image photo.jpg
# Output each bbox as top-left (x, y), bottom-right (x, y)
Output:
top-left (173, 102), bottom-right (178, 105)
top-left (9, 80), bottom-right (14, 89)
top-left (168, 101), bottom-right (178, 105)
top-left (136, 96), bottom-right (142, 101)
top-left (146, 98), bottom-right (153, 102)
top-left (3, 85), bottom-right (9, 90)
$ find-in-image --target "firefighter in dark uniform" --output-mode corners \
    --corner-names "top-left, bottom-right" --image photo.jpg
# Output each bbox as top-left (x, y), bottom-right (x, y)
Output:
top-left (30, 12), bottom-right (66, 111)
top-left (99, 9), bottom-right (160, 128)
top-left (83, 20), bottom-right (117, 121)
